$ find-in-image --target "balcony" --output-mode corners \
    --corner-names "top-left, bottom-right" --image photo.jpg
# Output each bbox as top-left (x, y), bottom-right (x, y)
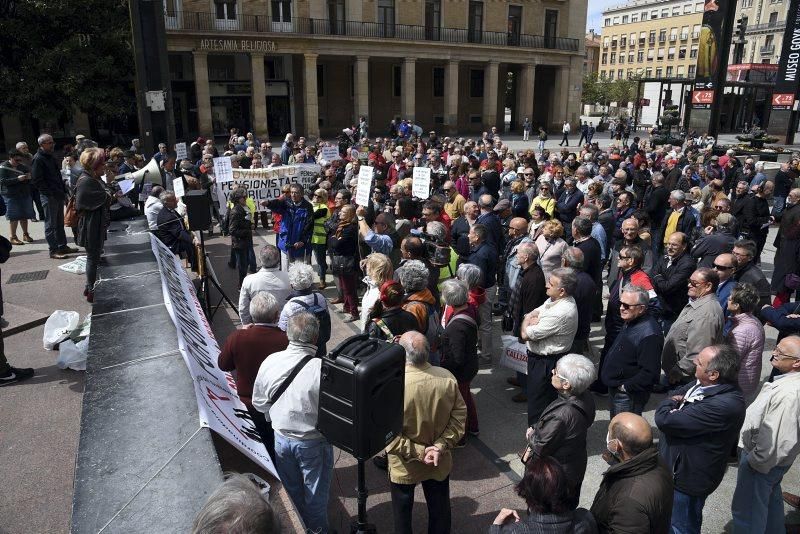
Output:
top-left (760, 44), bottom-right (776, 55)
top-left (164, 12), bottom-right (580, 52)
top-left (747, 20), bottom-right (786, 32)
top-left (680, 33), bottom-right (689, 40)
top-left (669, 35), bottom-right (678, 41)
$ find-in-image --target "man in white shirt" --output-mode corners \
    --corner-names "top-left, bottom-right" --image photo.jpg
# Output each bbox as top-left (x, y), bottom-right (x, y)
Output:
top-left (144, 186), bottom-right (164, 231)
top-left (731, 335), bottom-right (800, 533)
top-left (251, 312), bottom-right (331, 534)
top-left (238, 244), bottom-right (291, 325)
top-left (520, 267), bottom-right (579, 426)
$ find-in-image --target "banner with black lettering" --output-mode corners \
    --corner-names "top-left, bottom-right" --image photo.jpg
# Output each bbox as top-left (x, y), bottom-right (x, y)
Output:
top-left (216, 164), bottom-right (321, 215)
top-left (149, 234), bottom-right (278, 478)
top-left (773, 0), bottom-right (800, 110)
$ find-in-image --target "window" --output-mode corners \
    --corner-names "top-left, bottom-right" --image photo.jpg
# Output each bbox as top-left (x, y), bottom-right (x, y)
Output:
top-left (468, 1), bottom-right (483, 43)
top-left (769, 11), bottom-right (779, 23)
top-left (619, 54), bottom-right (625, 64)
top-left (507, 5), bottom-right (522, 45)
top-left (661, 8), bottom-right (668, 17)
top-left (622, 15), bottom-right (629, 23)
top-left (677, 65), bottom-right (685, 77)
top-left (609, 71), bottom-right (615, 80)
top-left (692, 24), bottom-right (701, 38)
top-left (604, 37), bottom-right (610, 47)
top-left (378, 0), bottom-right (396, 37)
top-left (683, 4), bottom-right (692, 13)
top-left (610, 52), bottom-right (616, 63)
top-left (627, 69), bottom-right (633, 79)
top-left (613, 16), bottom-right (619, 23)
top-left (214, 0), bottom-right (237, 28)
top-left (657, 47), bottom-right (664, 60)
top-left (629, 52), bottom-right (634, 62)
top-left (432, 67), bottom-right (444, 97)
top-left (317, 64), bottom-right (324, 96)
top-left (469, 69), bottom-right (484, 98)
top-left (655, 67), bottom-right (663, 77)
top-left (651, 10), bottom-right (658, 19)
top-left (679, 47), bottom-right (686, 58)
top-left (604, 17), bottom-right (611, 26)
top-left (646, 67), bottom-right (652, 77)
top-left (695, 2), bottom-right (703, 11)
top-left (659, 29), bottom-right (667, 42)
top-left (544, 9), bottom-right (558, 47)
top-left (649, 30), bottom-right (656, 43)
top-left (271, 0), bottom-right (291, 22)
top-left (647, 49), bottom-right (654, 59)
top-left (601, 53), bottom-right (608, 64)
top-left (631, 14), bottom-right (638, 22)
top-left (392, 65), bottom-right (401, 97)
top-left (668, 47), bottom-right (675, 59)
top-left (641, 11), bottom-right (648, 21)
top-left (637, 50), bottom-right (644, 61)
top-left (621, 36), bottom-right (627, 47)
top-left (690, 45), bottom-right (698, 58)
top-left (618, 69), bottom-right (624, 79)
top-left (688, 65), bottom-right (696, 77)
top-left (666, 66), bottom-right (673, 77)
top-left (425, 0), bottom-right (442, 40)
top-left (670, 28), bottom-right (678, 40)
top-left (265, 58), bottom-right (284, 79)
top-left (328, 0), bottom-right (345, 34)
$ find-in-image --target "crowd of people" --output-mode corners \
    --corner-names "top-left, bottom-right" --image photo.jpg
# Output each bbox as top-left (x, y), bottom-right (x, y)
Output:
top-left (6, 122), bottom-right (800, 533)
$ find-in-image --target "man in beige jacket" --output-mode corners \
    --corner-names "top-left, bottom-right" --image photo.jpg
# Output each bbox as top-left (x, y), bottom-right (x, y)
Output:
top-left (387, 331), bottom-right (466, 534)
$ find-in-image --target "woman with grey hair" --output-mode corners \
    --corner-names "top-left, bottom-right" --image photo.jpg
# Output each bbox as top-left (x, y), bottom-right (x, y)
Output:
top-left (398, 259), bottom-right (439, 363)
top-left (279, 263), bottom-right (329, 357)
top-left (457, 262), bottom-right (487, 316)
top-left (726, 283), bottom-right (765, 402)
top-left (440, 279), bottom-right (480, 441)
top-left (523, 353), bottom-right (597, 509)
top-left (191, 473), bottom-right (281, 534)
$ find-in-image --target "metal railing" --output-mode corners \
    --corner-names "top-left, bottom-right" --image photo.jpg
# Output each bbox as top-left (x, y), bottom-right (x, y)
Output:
top-left (760, 44), bottom-right (775, 55)
top-left (747, 20), bottom-right (785, 32)
top-left (166, 12), bottom-right (580, 52)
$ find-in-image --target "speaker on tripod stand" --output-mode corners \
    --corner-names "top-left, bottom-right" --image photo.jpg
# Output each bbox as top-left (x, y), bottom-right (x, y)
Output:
top-left (183, 189), bottom-right (212, 231)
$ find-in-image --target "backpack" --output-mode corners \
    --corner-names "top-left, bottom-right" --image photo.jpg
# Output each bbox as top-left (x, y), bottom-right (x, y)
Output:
top-left (293, 293), bottom-right (331, 348)
top-left (403, 300), bottom-right (444, 350)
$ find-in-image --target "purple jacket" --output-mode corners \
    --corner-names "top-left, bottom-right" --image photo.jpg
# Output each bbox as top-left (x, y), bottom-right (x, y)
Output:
top-left (726, 312), bottom-right (765, 399)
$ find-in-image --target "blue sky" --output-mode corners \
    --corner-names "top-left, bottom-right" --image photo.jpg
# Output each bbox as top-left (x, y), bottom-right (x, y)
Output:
top-left (587, 0), bottom-right (623, 32)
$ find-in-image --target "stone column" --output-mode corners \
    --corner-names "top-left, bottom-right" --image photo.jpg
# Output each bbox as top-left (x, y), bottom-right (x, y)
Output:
top-left (445, 59), bottom-right (459, 135)
top-left (193, 51), bottom-right (212, 137)
top-left (519, 63), bottom-right (536, 131)
top-left (250, 52), bottom-right (269, 141)
top-left (483, 60), bottom-right (499, 130)
top-left (354, 56), bottom-right (370, 124)
top-left (303, 53), bottom-right (320, 139)
top-left (401, 58), bottom-right (416, 122)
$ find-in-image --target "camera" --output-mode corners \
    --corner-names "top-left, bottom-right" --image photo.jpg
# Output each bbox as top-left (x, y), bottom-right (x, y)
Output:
top-left (409, 228), bottom-right (451, 267)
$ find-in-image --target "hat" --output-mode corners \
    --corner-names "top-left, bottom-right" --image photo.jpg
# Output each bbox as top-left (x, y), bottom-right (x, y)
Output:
top-left (493, 199), bottom-right (511, 212)
top-left (710, 155), bottom-right (719, 161)
top-left (196, 137), bottom-right (206, 144)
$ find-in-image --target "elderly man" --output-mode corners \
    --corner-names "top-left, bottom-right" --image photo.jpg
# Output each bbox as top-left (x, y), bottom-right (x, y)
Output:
top-left (662, 267), bottom-right (724, 384)
top-left (733, 239), bottom-right (771, 307)
top-left (591, 413), bottom-right (673, 534)
top-left (601, 285), bottom-right (664, 417)
top-left (252, 312), bottom-right (331, 534)
top-left (220, 292), bottom-right (289, 457)
top-left (356, 205), bottom-right (395, 256)
top-left (661, 190), bottom-right (697, 253)
top-left (521, 267), bottom-right (579, 426)
top-left (650, 232), bottom-right (697, 333)
top-left (731, 335), bottom-right (800, 533)
top-left (192, 474), bottom-right (282, 533)
top-left (579, 204), bottom-right (607, 263)
top-left (556, 178), bottom-right (584, 241)
top-left (475, 194), bottom-right (502, 250)
top-left (442, 180), bottom-right (466, 220)
top-left (156, 191), bottom-right (197, 270)
top-left (263, 183), bottom-right (314, 271)
top-left (714, 253), bottom-right (738, 315)
top-left (655, 344), bottom-right (746, 534)
top-left (467, 224), bottom-right (498, 362)
top-left (608, 217), bottom-right (653, 285)
top-left (143, 185), bottom-right (164, 231)
top-left (771, 189), bottom-right (800, 306)
top-left (31, 133), bottom-right (75, 259)
top-left (239, 245), bottom-right (291, 325)
top-left (388, 331), bottom-right (466, 534)
top-left (497, 217), bottom-right (531, 314)
top-left (571, 216), bottom-right (602, 287)
top-left (690, 212), bottom-right (736, 267)
top-left (278, 263), bottom-right (330, 357)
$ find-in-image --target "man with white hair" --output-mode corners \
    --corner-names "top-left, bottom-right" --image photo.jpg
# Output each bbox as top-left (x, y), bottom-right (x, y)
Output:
top-left (239, 245), bottom-right (291, 325)
top-left (252, 312), bottom-right (331, 534)
top-left (661, 190), bottom-right (696, 253)
top-left (279, 263), bottom-right (329, 357)
top-left (387, 331), bottom-right (466, 534)
top-left (31, 133), bottom-right (75, 259)
top-left (280, 133), bottom-right (294, 165)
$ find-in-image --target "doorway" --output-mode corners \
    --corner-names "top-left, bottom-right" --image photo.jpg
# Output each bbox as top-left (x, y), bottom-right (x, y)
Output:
top-left (267, 95), bottom-right (292, 138)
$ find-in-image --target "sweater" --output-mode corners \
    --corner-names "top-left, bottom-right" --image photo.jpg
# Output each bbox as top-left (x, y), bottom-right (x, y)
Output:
top-left (218, 325), bottom-right (289, 406)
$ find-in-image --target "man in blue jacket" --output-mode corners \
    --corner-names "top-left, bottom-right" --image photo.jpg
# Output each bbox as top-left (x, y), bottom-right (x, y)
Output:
top-left (655, 344), bottom-right (746, 534)
top-left (263, 183), bottom-right (313, 271)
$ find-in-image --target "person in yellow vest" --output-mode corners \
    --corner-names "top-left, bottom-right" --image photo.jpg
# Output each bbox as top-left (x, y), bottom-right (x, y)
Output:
top-left (311, 188), bottom-right (331, 289)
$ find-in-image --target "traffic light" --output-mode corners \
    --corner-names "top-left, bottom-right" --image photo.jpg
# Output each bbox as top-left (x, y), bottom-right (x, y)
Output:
top-left (737, 16), bottom-right (748, 41)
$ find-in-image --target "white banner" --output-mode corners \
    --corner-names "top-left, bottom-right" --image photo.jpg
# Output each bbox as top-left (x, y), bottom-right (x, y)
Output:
top-left (149, 234), bottom-right (279, 479)
top-left (412, 167), bottom-right (431, 200)
top-left (216, 164), bottom-right (321, 215)
top-left (500, 335), bottom-right (528, 375)
top-left (355, 166), bottom-right (373, 206)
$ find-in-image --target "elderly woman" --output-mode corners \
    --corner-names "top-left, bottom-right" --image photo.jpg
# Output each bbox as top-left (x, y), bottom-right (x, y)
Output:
top-left (510, 180), bottom-right (530, 219)
top-left (398, 259), bottom-right (439, 361)
top-left (365, 280), bottom-right (418, 340)
top-left (279, 263), bottom-right (329, 356)
top-left (490, 456), bottom-right (597, 533)
top-left (0, 149), bottom-right (35, 245)
top-left (726, 283), bottom-right (766, 403)
top-left (311, 188), bottom-right (331, 289)
top-left (524, 354), bottom-right (597, 509)
top-left (440, 279), bottom-right (480, 441)
top-left (219, 292), bottom-right (288, 458)
top-left (456, 263), bottom-right (486, 319)
top-left (360, 253), bottom-right (394, 329)
top-left (534, 220), bottom-right (568, 285)
top-left (75, 147), bottom-right (111, 303)
top-left (328, 204), bottom-right (359, 321)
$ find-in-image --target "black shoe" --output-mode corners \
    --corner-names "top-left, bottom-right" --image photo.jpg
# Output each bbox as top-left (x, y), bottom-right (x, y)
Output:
top-left (59, 245), bottom-right (80, 254)
top-left (0, 366), bottom-right (34, 386)
top-left (372, 454), bottom-right (388, 470)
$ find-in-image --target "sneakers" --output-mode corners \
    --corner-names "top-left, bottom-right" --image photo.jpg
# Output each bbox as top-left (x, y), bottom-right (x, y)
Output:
top-left (9, 237), bottom-right (23, 246)
top-left (0, 366), bottom-right (35, 386)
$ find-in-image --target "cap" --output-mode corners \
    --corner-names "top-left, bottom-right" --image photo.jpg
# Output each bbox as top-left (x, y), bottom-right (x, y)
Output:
top-left (493, 199), bottom-right (511, 212)
top-left (716, 212), bottom-right (734, 226)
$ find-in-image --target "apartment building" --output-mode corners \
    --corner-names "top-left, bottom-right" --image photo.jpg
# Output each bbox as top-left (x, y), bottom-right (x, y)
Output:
top-left (732, 0), bottom-right (789, 67)
top-left (585, 30), bottom-right (602, 75)
top-left (598, 0), bottom-right (703, 81)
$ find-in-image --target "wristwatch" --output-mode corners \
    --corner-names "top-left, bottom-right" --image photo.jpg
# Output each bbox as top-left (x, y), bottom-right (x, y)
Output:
top-left (357, 216), bottom-right (365, 221)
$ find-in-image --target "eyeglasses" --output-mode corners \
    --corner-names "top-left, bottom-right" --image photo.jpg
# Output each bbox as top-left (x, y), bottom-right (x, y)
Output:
top-left (688, 279), bottom-right (707, 287)
top-left (524, 173), bottom-right (534, 176)
top-left (551, 369), bottom-right (569, 381)
top-left (620, 302), bottom-right (644, 310)
top-left (733, 251), bottom-right (751, 258)
top-left (713, 206), bottom-right (724, 210)
top-left (712, 263), bottom-right (733, 270)
top-left (772, 348), bottom-right (800, 361)
top-left (618, 254), bottom-right (630, 260)
top-left (540, 187), bottom-right (550, 191)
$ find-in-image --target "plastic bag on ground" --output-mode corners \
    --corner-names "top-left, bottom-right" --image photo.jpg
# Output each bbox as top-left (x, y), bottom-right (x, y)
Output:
top-left (43, 310), bottom-right (80, 350)
top-left (56, 337), bottom-right (89, 371)
top-left (58, 255), bottom-right (87, 275)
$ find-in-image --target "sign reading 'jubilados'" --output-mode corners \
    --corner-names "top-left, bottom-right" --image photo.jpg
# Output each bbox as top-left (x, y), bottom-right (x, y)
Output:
top-left (199, 39), bottom-right (277, 52)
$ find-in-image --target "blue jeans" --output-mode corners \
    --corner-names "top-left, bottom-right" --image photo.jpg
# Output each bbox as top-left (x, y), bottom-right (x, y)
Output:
top-left (773, 196), bottom-right (786, 219)
top-left (274, 433), bottom-right (334, 534)
top-left (608, 387), bottom-right (648, 418)
top-left (671, 490), bottom-right (706, 534)
top-left (40, 195), bottom-right (67, 253)
top-left (731, 450), bottom-right (791, 534)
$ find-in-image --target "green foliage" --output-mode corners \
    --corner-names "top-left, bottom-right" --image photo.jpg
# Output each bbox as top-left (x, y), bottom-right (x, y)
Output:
top-left (582, 73), bottom-right (641, 108)
top-left (0, 0), bottom-right (135, 123)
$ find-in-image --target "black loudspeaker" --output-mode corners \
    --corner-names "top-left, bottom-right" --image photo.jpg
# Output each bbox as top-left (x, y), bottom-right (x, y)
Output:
top-left (317, 334), bottom-right (406, 460)
top-left (183, 189), bottom-right (211, 231)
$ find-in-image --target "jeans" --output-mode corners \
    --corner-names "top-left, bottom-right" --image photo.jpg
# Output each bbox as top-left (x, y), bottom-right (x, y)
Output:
top-left (670, 490), bottom-right (706, 534)
top-left (391, 476), bottom-right (451, 534)
top-left (40, 195), bottom-right (67, 253)
top-left (458, 381), bottom-right (479, 433)
top-left (233, 248), bottom-right (249, 285)
top-left (538, 140), bottom-right (545, 151)
top-left (274, 433), bottom-right (333, 534)
top-left (608, 387), bottom-right (648, 418)
top-left (312, 243), bottom-right (328, 281)
top-left (731, 450), bottom-right (791, 534)
top-left (527, 352), bottom-right (559, 426)
top-left (85, 248), bottom-right (102, 292)
top-left (772, 196), bottom-right (786, 219)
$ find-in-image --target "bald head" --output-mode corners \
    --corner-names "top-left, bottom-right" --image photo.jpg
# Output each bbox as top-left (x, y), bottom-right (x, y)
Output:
top-left (609, 413), bottom-right (653, 459)
top-left (399, 331), bottom-right (429, 366)
top-left (509, 217), bottom-right (528, 232)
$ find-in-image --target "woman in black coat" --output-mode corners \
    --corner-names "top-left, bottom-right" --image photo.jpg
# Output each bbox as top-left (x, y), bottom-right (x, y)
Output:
top-left (365, 280), bottom-right (418, 340)
top-left (328, 204), bottom-right (359, 321)
top-left (525, 354), bottom-right (597, 509)
top-left (227, 187), bottom-right (253, 285)
top-left (75, 148), bottom-right (111, 303)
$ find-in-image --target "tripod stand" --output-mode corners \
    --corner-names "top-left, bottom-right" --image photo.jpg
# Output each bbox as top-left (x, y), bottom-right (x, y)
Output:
top-left (196, 230), bottom-right (238, 320)
top-left (351, 459), bottom-right (376, 534)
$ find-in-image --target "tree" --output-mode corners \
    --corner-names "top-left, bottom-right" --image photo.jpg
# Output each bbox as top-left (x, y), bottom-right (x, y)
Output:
top-left (0, 0), bottom-right (135, 124)
top-left (581, 72), bottom-right (611, 107)
top-left (609, 76), bottom-right (640, 108)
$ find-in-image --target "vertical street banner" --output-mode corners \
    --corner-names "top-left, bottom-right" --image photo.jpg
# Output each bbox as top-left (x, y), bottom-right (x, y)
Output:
top-left (772, 0), bottom-right (800, 110)
top-left (692, 0), bottom-right (729, 110)
top-left (149, 234), bottom-right (279, 479)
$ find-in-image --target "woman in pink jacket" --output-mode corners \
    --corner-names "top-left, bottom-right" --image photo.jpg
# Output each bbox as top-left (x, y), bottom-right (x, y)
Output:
top-left (726, 283), bottom-right (766, 403)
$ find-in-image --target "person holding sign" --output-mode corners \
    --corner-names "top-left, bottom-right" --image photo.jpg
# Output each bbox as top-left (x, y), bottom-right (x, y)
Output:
top-left (262, 184), bottom-right (314, 271)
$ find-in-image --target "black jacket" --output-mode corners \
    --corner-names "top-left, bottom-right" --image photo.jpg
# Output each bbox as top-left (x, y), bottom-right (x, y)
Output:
top-left (574, 271), bottom-right (596, 341)
top-left (75, 173), bottom-right (110, 252)
top-left (451, 215), bottom-right (472, 259)
top-left (575, 237), bottom-right (603, 286)
top-left (556, 188), bottom-right (584, 226)
top-left (0, 162), bottom-right (31, 197)
top-left (365, 307), bottom-right (418, 341)
top-left (644, 186), bottom-right (670, 232)
top-left (228, 204), bottom-right (253, 250)
top-left (600, 314), bottom-right (663, 394)
top-left (650, 252), bottom-right (696, 320)
top-left (512, 264), bottom-right (547, 337)
top-left (440, 312), bottom-right (479, 382)
top-left (655, 381), bottom-right (745, 496)
top-left (476, 211), bottom-right (503, 251)
top-left (156, 207), bottom-right (192, 252)
top-left (690, 230), bottom-right (735, 268)
top-left (31, 149), bottom-right (67, 199)
top-left (467, 241), bottom-right (498, 289)
top-left (590, 447), bottom-right (673, 534)
top-left (328, 223), bottom-right (358, 257)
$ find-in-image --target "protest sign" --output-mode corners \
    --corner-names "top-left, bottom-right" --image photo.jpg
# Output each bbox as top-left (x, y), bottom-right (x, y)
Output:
top-left (319, 146), bottom-right (340, 162)
top-left (175, 142), bottom-right (187, 160)
top-left (216, 164), bottom-right (321, 215)
top-left (173, 177), bottom-right (185, 198)
top-left (213, 156), bottom-right (234, 183)
top-left (355, 166), bottom-right (373, 206)
top-left (149, 234), bottom-right (278, 479)
top-left (412, 167), bottom-right (431, 200)
top-left (500, 335), bottom-right (528, 375)
top-left (118, 178), bottom-right (135, 195)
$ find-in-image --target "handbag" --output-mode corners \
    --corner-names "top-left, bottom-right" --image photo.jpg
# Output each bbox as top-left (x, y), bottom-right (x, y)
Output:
top-left (501, 310), bottom-right (514, 332)
top-left (785, 273), bottom-right (800, 290)
top-left (64, 196), bottom-right (78, 227)
top-left (330, 254), bottom-right (355, 276)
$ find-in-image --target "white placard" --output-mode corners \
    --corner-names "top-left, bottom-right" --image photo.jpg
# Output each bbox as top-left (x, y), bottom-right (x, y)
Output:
top-left (118, 178), bottom-right (135, 195)
top-left (355, 166), bottom-right (373, 206)
top-left (213, 156), bottom-right (234, 183)
top-left (412, 167), bottom-right (431, 200)
top-left (173, 177), bottom-right (185, 198)
top-left (216, 164), bottom-right (321, 215)
top-left (319, 146), bottom-right (340, 162)
top-left (175, 142), bottom-right (187, 160)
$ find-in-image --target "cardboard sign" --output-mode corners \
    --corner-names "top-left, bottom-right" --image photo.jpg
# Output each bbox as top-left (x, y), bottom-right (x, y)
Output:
top-left (213, 156), bottom-right (233, 183)
top-left (412, 167), bottom-right (431, 200)
top-left (173, 177), bottom-right (185, 198)
top-left (175, 142), bottom-right (187, 160)
top-left (319, 146), bottom-right (340, 162)
top-left (355, 166), bottom-right (373, 206)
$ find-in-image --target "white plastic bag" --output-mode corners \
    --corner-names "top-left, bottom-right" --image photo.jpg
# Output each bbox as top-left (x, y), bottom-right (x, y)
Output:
top-left (57, 255), bottom-right (87, 275)
top-left (56, 338), bottom-right (89, 371)
top-left (43, 310), bottom-right (80, 350)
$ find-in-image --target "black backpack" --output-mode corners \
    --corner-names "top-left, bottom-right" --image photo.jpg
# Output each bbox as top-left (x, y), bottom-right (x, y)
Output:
top-left (293, 293), bottom-right (331, 351)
